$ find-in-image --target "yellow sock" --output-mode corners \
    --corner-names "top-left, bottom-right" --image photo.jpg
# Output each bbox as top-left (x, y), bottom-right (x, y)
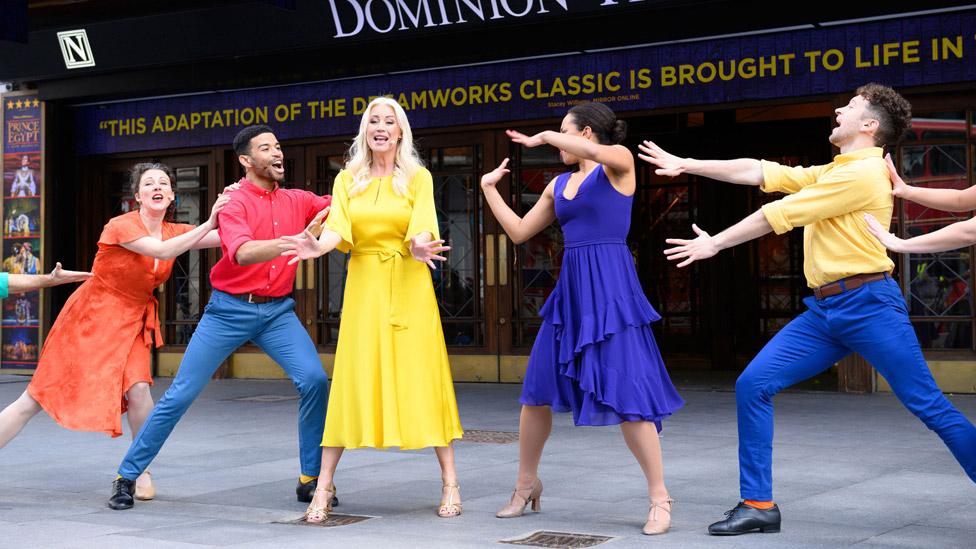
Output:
top-left (743, 499), bottom-right (774, 510)
top-left (300, 474), bottom-right (318, 485)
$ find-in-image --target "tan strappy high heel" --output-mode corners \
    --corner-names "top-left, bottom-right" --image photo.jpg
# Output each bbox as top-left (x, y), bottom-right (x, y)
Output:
top-left (134, 470), bottom-right (155, 501)
top-left (642, 498), bottom-right (673, 535)
top-left (304, 484), bottom-right (336, 523)
top-left (495, 478), bottom-right (542, 518)
top-left (437, 483), bottom-right (462, 518)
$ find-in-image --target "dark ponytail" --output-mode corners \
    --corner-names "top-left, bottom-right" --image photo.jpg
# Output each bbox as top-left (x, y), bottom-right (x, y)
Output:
top-left (610, 119), bottom-right (627, 145)
top-left (567, 102), bottom-right (627, 145)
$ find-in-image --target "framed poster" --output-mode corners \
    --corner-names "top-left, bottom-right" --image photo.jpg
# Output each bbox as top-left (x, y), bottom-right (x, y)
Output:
top-left (1, 91), bottom-right (43, 372)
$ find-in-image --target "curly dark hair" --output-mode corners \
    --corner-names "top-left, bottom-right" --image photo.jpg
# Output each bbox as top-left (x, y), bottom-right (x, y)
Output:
top-left (856, 83), bottom-right (912, 148)
top-left (129, 162), bottom-right (177, 218)
top-left (233, 124), bottom-right (275, 156)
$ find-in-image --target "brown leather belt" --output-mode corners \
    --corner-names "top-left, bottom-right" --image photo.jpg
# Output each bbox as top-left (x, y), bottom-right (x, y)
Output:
top-left (813, 272), bottom-right (887, 300)
top-left (227, 292), bottom-right (286, 304)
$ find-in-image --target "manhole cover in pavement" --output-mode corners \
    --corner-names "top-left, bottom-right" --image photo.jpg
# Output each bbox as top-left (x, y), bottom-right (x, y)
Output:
top-left (500, 531), bottom-right (614, 548)
top-left (227, 394), bottom-right (299, 402)
top-left (462, 429), bottom-right (519, 443)
top-left (276, 513), bottom-right (373, 527)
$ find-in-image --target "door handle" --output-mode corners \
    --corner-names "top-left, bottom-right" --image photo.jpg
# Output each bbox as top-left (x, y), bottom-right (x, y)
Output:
top-left (485, 234), bottom-right (495, 287)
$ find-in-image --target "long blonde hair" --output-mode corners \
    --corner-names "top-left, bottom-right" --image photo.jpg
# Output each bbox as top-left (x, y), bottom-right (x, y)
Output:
top-left (345, 97), bottom-right (424, 196)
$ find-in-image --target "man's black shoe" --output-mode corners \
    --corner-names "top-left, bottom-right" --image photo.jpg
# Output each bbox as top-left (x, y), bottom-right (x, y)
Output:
top-left (108, 477), bottom-right (136, 510)
top-left (707, 501), bottom-right (781, 535)
top-left (296, 478), bottom-right (338, 507)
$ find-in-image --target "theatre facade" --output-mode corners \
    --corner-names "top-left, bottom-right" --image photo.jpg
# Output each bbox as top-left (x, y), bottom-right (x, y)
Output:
top-left (1, 2), bottom-right (976, 392)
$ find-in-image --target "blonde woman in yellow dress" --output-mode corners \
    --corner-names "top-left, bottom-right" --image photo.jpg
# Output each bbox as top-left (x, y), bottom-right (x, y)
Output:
top-left (281, 97), bottom-right (463, 522)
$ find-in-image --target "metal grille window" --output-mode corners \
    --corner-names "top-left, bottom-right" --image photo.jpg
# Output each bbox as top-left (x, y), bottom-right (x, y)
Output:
top-left (636, 181), bottom-right (697, 339)
top-left (510, 143), bottom-right (564, 347)
top-left (426, 145), bottom-right (484, 346)
top-left (166, 166), bottom-right (206, 344)
top-left (314, 146), bottom-right (485, 347)
top-left (895, 111), bottom-right (974, 350)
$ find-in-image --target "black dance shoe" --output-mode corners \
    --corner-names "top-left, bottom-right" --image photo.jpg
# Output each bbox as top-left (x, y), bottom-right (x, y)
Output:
top-left (707, 501), bottom-right (781, 535)
top-left (296, 478), bottom-right (339, 507)
top-left (108, 477), bottom-right (136, 510)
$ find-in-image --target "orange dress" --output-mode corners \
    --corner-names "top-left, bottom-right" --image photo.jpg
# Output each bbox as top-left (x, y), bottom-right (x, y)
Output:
top-left (28, 212), bottom-right (194, 437)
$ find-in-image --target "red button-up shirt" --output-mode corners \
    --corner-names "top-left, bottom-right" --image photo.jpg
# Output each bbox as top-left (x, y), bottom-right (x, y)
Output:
top-left (211, 178), bottom-right (331, 297)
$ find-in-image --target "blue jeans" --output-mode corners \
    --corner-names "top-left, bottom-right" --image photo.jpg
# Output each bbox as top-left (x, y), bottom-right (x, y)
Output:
top-left (118, 291), bottom-right (328, 480)
top-left (736, 276), bottom-right (976, 500)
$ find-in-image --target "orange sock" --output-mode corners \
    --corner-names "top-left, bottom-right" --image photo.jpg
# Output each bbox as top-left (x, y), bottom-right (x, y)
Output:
top-left (743, 500), bottom-right (774, 510)
top-left (299, 475), bottom-right (318, 485)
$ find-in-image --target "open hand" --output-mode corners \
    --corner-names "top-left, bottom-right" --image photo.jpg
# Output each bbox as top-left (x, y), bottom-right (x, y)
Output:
top-left (663, 224), bottom-right (718, 267)
top-left (279, 230), bottom-right (324, 265)
top-left (48, 262), bottom-right (92, 285)
top-left (409, 237), bottom-right (450, 269)
top-left (481, 158), bottom-right (511, 191)
top-left (221, 182), bottom-right (243, 194)
top-left (506, 129), bottom-right (547, 148)
top-left (864, 213), bottom-right (904, 252)
top-left (637, 140), bottom-right (687, 177)
top-left (208, 193), bottom-right (233, 227)
top-left (886, 153), bottom-right (908, 198)
top-left (305, 206), bottom-right (330, 238)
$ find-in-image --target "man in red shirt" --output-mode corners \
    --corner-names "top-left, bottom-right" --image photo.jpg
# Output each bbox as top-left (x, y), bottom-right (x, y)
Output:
top-left (109, 125), bottom-right (334, 510)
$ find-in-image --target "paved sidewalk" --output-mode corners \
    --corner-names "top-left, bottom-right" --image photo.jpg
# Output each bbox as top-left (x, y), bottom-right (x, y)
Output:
top-left (0, 377), bottom-right (973, 548)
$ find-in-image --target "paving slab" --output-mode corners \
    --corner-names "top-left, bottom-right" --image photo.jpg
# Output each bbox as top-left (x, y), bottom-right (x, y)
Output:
top-left (0, 378), bottom-right (974, 548)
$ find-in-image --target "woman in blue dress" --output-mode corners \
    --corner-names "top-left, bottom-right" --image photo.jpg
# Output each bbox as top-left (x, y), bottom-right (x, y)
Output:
top-left (480, 102), bottom-right (684, 535)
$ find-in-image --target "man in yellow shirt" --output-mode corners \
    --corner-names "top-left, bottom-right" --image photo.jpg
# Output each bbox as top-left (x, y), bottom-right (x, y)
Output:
top-left (639, 84), bottom-right (976, 535)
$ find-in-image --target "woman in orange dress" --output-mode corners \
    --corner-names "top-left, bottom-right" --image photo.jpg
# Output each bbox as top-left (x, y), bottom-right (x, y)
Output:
top-left (0, 162), bottom-right (231, 499)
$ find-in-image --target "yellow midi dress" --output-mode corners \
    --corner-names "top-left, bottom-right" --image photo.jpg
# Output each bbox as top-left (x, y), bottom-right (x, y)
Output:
top-left (322, 167), bottom-right (463, 449)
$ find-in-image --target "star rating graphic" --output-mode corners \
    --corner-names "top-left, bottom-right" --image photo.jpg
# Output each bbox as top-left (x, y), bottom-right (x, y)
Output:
top-left (4, 98), bottom-right (40, 110)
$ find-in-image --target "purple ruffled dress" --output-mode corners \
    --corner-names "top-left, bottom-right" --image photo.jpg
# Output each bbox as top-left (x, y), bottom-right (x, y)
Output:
top-left (520, 165), bottom-right (684, 428)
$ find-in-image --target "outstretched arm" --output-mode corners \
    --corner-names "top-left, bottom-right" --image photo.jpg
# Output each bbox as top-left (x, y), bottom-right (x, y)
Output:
top-left (234, 204), bottom-right (330, 266)
top-left (479, 159), bottom-right (556, 244)
top-left (121, 193), bottom-right (231, 259)
top-left (638, 140), bottom-right (763, 186)
top-left (890, 154), bottom-right (976, 212)
top-left (191, 229), bottom-right (221, 250)
top-left (865, 213), bottom-right (976, 253)
top-left (664, 209), bottom-right (773, 267)
top-left (7, 263), bottom-right (92, 293)
top-left (506, 130), bottom-right (634, 176)
top-left (279, 228), bottom-right (343, 265)
top-left (278, 208), bottom-right (339, 265)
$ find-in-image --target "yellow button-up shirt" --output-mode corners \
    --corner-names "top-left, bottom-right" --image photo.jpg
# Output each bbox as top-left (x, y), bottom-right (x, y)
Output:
top-left (759, 147), bottom-right (894, 288)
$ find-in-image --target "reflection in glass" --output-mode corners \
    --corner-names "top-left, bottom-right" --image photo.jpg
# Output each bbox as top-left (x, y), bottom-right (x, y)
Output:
top-left (903, 112), bottom-right (966, 141)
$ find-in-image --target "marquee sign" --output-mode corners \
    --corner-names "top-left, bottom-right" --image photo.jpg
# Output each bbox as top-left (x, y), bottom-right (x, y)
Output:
top-left (73, 11), bottom-right (976, 155)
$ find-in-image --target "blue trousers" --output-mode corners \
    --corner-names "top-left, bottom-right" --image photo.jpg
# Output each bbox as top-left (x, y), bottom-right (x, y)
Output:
top-left (736, 276), bottom-right (976, 500)
top-left (118, 291), bottom-right (328, 480)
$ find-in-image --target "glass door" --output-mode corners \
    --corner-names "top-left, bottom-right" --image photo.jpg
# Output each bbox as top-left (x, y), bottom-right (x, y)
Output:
top-left (497, 131), bottom-right (566, 355)
top-left (303, 143), bottom-right (346, 347)
top-left (100, 153), bottom-right (216, 347)
top-left (304, 132), bottom-right (498, 365)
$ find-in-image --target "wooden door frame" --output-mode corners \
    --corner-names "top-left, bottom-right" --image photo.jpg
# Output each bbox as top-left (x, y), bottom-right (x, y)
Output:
top-left (414, 129), bottom-right (500, 356)
top-left (303, 140), bottom-right (353, 349)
